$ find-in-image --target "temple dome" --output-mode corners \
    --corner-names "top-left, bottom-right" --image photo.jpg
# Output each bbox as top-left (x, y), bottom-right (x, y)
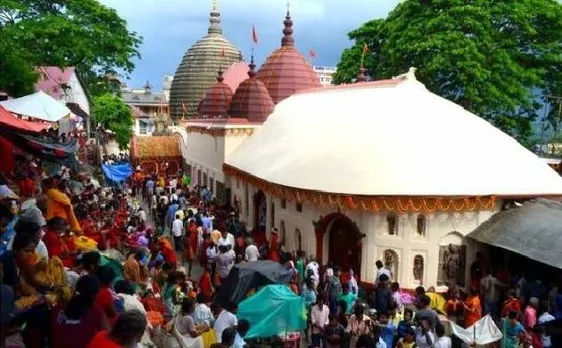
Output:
top-left (223, 61), bottom-right (250, 93)
top-left (229, 59), bottom-right (275, 123)
top-left (169, 3), bottom-right (242, 119)
top-left (226, 70), bottom-right (562, 197)
top-left (197, 70), bottom-right (233, 118)
top-left (256, 11), bottom-right (321, 104)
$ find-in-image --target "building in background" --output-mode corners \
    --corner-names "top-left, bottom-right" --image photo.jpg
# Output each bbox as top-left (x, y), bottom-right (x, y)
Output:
top-left (35, 66), bottom-right (91, 136)
top-left (120, 81), bottom-right (168, 119)
top-left (313, 66), bottom-right (337, 86)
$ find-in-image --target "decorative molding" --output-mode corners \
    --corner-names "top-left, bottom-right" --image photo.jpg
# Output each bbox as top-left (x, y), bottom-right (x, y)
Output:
top-left (187, 126), bottom-right (255, 137)
top-left (224, 164), bottom-right (496, 213)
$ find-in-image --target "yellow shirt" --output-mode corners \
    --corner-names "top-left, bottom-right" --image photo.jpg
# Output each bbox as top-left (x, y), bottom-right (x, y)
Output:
top-left (427, 292), bottom-right (447, 314)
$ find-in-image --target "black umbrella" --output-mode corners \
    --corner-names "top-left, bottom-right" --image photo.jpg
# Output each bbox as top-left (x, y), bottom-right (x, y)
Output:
top-left (215, 261), bottom-right (293, 306)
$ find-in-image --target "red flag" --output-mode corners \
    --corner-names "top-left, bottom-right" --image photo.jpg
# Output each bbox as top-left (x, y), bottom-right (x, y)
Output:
top-left (252, 25), bottom-right (259, 45)
top-left (309, 49), bottom-right (316, 59)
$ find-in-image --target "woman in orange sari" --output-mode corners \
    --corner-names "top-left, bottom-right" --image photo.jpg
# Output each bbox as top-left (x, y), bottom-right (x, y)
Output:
top-left (44, 179), bottom-right (81, 233)
top-left (501, 289), bottom-right (522, 319)
top-left (463, 287), bottom-right (482, 328)
top-left (267, 228), bottom-right (280, 262)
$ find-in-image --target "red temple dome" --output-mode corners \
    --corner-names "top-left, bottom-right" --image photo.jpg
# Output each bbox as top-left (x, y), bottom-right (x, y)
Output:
top-left (256, 11), bottom-right (321, 104)
top-left (197, 70), bottom-right (234, 118)
top-left (229, 58), bottom-right (275, 123)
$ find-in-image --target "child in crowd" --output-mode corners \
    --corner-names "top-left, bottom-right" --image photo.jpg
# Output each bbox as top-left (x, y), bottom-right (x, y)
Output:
top-left (325, 314), bottom-right (346, 348)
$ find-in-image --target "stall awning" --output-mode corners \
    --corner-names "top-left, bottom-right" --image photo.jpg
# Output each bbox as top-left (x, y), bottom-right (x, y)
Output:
top-left (467, 198), bottom-right (562, 269)
top-left (0, 105), bottom-right (50, 133)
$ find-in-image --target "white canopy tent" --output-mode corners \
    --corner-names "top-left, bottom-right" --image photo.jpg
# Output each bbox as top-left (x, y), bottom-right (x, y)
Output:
top-left (0, 91), bottom-right (70, 122)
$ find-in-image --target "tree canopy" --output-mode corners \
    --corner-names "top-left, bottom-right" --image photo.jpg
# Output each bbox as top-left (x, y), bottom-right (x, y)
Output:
top-left (333, 0), bottom-right (562, 146)
top-left (92, 94), bottom-right (133, 150)
top-left (0, 0), bottom-right (142, 97)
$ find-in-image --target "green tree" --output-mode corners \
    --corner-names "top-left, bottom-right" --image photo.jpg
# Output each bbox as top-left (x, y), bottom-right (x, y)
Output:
top-left (92, 94), bottom-right (133, 150)
top-left (0, 0), bottom-right (141, 97)
top-left (333, 0), bottom-right (562, 146)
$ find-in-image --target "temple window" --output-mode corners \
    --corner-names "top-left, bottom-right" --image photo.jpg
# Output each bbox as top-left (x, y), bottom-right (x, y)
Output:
top-left (383, 249), bottom-right (398, 280)
top-left (413, 255), bottom-right (424, 285)
top-left (296, 202), bottom-right (303, 213)
top-left (281, 199), bottom-right (287, 209)
top-left (416, 214), bottom-right (426, 236)
top-left (295, 228), bottom-right (302, 251)
top-left (386, 214), bottom-right (398, 235)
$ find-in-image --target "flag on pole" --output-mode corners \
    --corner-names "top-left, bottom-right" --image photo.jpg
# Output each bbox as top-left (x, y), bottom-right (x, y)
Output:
top-left (360, 43), bottom-right (369, 67)
top-left (362, 43), bottom-right (369, 55)
top-left (252, 25), bottom-right (259, 45)
top-left (309, 49), bottom-right (316, 59)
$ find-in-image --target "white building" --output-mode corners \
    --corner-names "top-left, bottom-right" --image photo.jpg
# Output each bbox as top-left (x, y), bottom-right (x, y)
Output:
top-left (219, 70), bottom-right (562, 288)
top-left (314, 66), bottom-right (337, 86)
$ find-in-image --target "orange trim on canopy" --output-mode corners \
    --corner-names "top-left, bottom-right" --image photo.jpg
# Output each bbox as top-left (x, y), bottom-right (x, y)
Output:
top-left (223, 163), bottom-right (497, 213)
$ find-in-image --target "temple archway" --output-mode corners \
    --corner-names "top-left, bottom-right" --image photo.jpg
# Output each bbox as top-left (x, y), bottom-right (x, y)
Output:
top-left (314, 213), bottom-right (363, 278)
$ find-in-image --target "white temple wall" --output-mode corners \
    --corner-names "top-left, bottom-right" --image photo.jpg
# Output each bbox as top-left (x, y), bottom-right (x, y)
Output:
top-left (230, 179), bottom-right (500, 289)
top-left (185, 132), bottom-right (226, 185)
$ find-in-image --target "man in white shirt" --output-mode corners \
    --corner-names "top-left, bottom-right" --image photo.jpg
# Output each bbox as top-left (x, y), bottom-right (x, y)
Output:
top-left (310, 297), bottom-right (329, 347)
top-left (137, 208), bottom-right (147, 223)
top-left (245, 238), bottom-right (259, 262)
top-left (217, 229), bottom-right (235, 251)
top-left (375, 260), bottom-right (392, 284)
top-left (214, 303), bottom-right (238, 343)
top-left (172, 214), bottom-right (184, 251)
top-left (538, 307), bottom-right (555, 348)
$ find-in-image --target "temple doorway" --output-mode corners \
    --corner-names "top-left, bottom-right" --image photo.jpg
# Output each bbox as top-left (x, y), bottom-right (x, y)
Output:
top-left (325, 214), bottom-right (363, 279)
top-left (253, 190), bottom-right (266, 235)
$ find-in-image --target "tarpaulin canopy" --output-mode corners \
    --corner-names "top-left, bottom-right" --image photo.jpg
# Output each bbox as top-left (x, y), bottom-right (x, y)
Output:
top-left (467, 198), bottom-right (562, 269)
top-left (0, 91), bottom-right (70, 122)
top-left (0, 128), bottom-right (77, 163)
top-left (102, 163), bottom-right (133, 184)
top-left (215, 261), bottom-right (293, 306)
top-left (451, 315), bottom-right (502, 345)
top-left (0, 105), bottom-right (50, 133)
top-left (238, 285), bottom-right (307, 339)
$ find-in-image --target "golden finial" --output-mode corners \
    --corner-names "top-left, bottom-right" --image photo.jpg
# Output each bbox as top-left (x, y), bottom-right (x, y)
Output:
top-left (212, 0), bottom-right (218, 11)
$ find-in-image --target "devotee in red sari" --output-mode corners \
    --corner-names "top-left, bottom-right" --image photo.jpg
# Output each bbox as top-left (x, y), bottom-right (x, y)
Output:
top-left (43, 217), bottom-right (75, 267)
top-left (267, 228), bottom-right (280, 262)
top-left (199, 265), bottom-right (214, 302)
top-left (158, 237), bottom-right (177, 265)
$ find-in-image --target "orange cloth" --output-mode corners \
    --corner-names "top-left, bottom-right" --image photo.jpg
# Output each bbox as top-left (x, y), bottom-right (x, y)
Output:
top-left (268, 234), bottom-right (280, 262)
top-left (464, 295), bottom-right (482, 327)
top-left (123, 255), bottom-right (141, 284)
top-left (46, 189), bottom-right (80, 232)
top-left (502, 297), bottom-right (522, 318)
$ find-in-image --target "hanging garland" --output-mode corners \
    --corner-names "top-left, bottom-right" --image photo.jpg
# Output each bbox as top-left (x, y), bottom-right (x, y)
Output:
top-left (187, 126), bottom-right (255, 137)
top-left (223, 164), bottom-right (497, 213)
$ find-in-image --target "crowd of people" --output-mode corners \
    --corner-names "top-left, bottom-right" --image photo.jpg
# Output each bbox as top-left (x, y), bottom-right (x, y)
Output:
top-left (1, 153), bottom-right (562, 348)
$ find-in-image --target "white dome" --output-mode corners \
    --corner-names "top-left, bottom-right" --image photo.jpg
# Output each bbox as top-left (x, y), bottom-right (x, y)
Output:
top-left (225, 76), bottom-right (562, 197)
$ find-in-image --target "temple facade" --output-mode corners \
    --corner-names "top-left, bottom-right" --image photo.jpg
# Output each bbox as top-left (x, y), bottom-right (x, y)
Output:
top-left (222, 72), bottom-right (562, 288)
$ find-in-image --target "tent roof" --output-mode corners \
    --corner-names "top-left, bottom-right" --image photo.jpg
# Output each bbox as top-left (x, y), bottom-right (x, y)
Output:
top-left (0, 105), bottom-right (50, 133)
top-left (467, 198), bottom-right (562, 269)
top-left (0, 91), bottom-right (70, 122)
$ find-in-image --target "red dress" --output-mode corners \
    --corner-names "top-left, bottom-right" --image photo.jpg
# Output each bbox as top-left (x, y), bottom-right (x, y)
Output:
top-left (43, 231), bottom-right (74, 267)
top-left (87, 331), bottom-right (121, 348)
top-left (94, 287), bottom-right (118, 326)
top-left (267, 234), bottom-right (280, 262)
top-left (199, 271), bottom-right (213, 302)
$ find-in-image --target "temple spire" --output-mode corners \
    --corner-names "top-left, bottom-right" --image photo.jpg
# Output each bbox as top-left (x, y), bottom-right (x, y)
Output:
top-left (248, 55), bottom-right (256, 78)
top-left (208, 0), bottom-right (222, 34)
top-left (281, 4), bottom-right (294, 47)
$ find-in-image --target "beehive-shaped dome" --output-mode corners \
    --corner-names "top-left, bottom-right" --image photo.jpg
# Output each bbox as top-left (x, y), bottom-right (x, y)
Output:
top-left (169, 3), bottom-right (242, 119)
top-left (256, 11), bottom-right (321, 104)
top-left (229, 59), bottom-right (275, 123)
top-left (197, 70), bottom-right (233, 118)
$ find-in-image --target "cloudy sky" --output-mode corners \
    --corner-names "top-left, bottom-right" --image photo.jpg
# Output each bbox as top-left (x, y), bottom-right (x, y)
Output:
top-left (99, 0), bottom-right (401, 90)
